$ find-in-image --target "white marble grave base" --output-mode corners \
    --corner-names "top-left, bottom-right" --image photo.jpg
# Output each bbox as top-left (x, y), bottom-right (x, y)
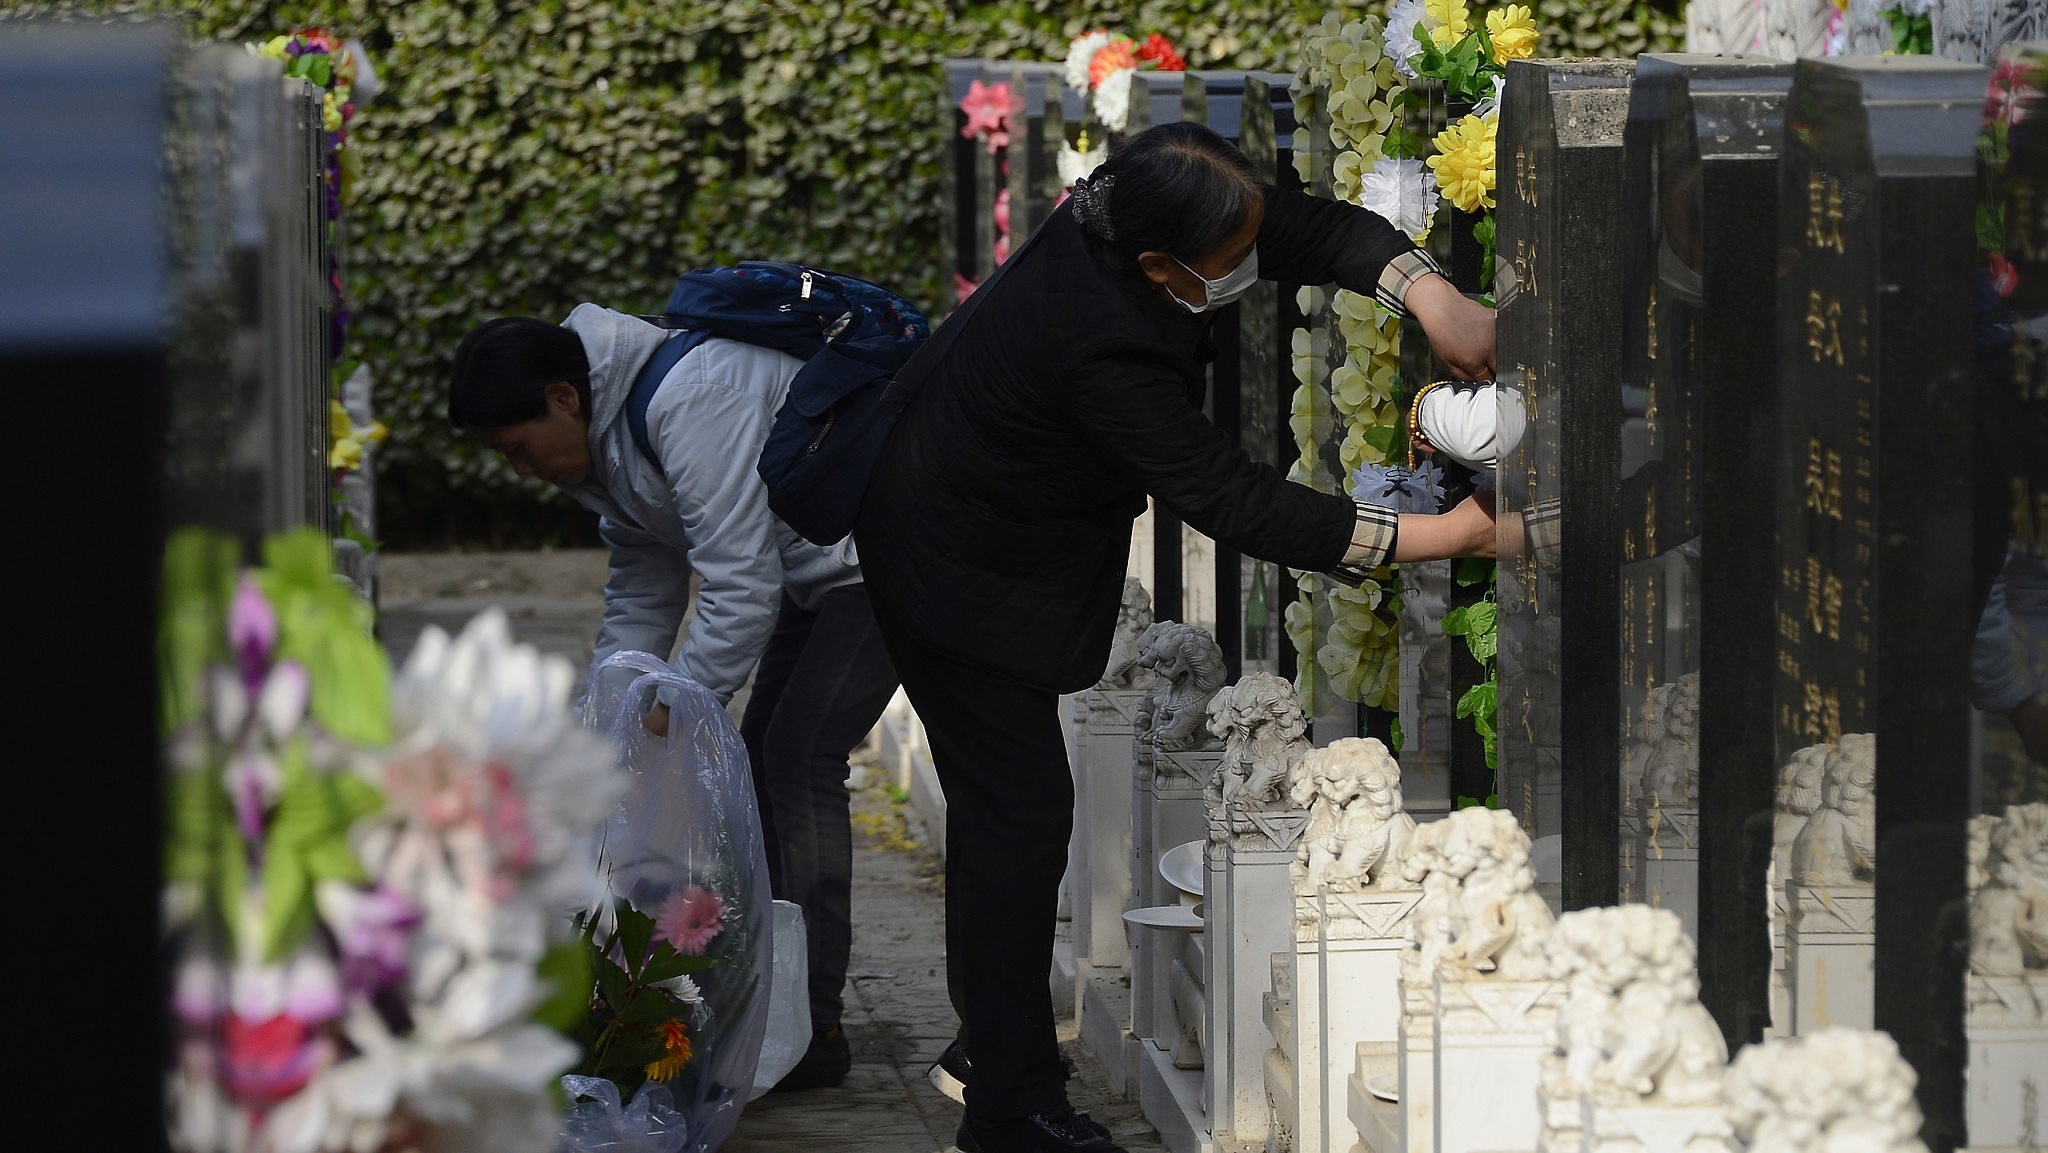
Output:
top-left (1766, 868), bottom-right (1790, 1037)
top-left (1209, 843), bottom-right (1299, 1148)
top-left (1433, 975), bottom-right (1565, 1153)
top-left (1640, 807), bottom-right (1700, 942)
top-left (1315, 889), bottom-right (1425, 1153)
top-left (1082, 688), bottom-right (1144, 970)
top-left (1581, 1101), bottom-right (1737, 1153)
top-left (1347, 1041), bottom-right (1402, 1153)
top-left (1143, 753), bottom-right (1220, 1044)
top-left (1785, 882), bottom-right (1874, 1034)
top-left (1536, 1079), bottom-right (1582, 1153)
top-left (1965, 973), bottom-right (2048, 1150)
top-left (1263, 948), bottom-right (1300, 1153)
top-left (1395, 979), bottom-right (1436, 1153)
top-left (1139, 1036), bottom-right (1218, 1153)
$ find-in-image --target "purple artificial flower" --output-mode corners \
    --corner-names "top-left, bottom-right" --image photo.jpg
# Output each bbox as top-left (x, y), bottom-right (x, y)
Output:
top-left (228, 575), bottom-right (277, 694)
top-left (316, 882), bottom-right (422, 994)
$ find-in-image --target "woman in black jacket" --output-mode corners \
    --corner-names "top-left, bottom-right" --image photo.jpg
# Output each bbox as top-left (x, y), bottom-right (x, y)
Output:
top-left (854, 123), bottom-right (1497, 1153)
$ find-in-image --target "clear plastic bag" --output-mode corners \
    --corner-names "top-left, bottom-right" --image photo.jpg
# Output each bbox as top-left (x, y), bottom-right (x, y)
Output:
top-left (750, 899), bottom-right (813, 1099)
top-left (560, 1075), bottom-right (689, 1153)
top-left (584, 653), bottom-right (774, 1153)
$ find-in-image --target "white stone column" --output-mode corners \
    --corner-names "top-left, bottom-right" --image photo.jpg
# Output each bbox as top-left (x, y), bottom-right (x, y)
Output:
top-left (1433, 974), bottom-right (1565, 1153)
top-left (1083, 686), bottom-right (1144, 971)
top-left (1207, 836), bottom-right (1299, 1149)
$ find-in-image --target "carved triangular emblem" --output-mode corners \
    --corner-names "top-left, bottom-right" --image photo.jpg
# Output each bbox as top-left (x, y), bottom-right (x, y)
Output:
top-left (1246, 809), bottom-right (1309, 852)
top-left (1460, 980), bottom-right (1550, 1030)
top-left (1328, 890), bottom-right (1423, 939)
top-left (1614, 1108), bottom-right (1723, 1153)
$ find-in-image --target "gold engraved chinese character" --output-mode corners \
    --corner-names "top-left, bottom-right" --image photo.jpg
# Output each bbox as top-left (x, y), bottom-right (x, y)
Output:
top-left (1802, 680), bottom-right (1825, 741)
top-left (1821, 688), bottom-right (1842, 744)
top-left (1824, 451), bottom-right (1844, 519)
top-left (1856, 455), bottom-right (1871, 479)
top-left (1806, 291), bottom-right (1844, 366)
top-left (1806, 555), bottom-right (1824, 634)
top-left (1805, 438), bottom-right (1826, 515)
top-left (1515, 238), bottom-right (1540, 299)
top-left (1806, 174), bottom-right (1845, 254)
top-left (1823, 570), bottom-right (1843, 640)
top-left (1647, 281), bottom-right (1658, 361)
top-left (1645, 487), bottom-right (1657, 556)
top-left (1779, 649), bottom-right (1800, 679)
top-left (1779, 612), bottom-right (1803, 643)
top-left (1517, 150), bottom-right (1536, 206)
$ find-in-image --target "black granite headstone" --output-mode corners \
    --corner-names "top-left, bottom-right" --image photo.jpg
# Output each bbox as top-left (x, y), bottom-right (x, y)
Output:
top-left (1774, 55), bottom-right (1986, 1148)
top-left (1123, 70), bottom-right (1190, 624)
top-left (1006, 63), bottom-right (1062, 239)
top-left (1614, 53), bottom-right (1794, 1047)
top-left (942, 59), bottom-right (989, 310)
top-left (1495, 58), bottom-right (1633, 913)
top-left (1243, 72), bottom-right (1304, 679)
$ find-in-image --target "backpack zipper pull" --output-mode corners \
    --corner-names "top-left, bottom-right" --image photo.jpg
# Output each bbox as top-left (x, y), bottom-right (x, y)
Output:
top-left (799, 270), bottom-right (815, 301)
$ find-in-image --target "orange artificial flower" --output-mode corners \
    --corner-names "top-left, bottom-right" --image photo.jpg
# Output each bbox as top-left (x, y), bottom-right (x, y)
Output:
top-left (644, 1019), bottom-right (693, 1082)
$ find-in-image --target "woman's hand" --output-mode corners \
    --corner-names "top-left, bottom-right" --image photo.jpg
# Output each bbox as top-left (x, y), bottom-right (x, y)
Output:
top-left (643, 702), bottom-right (671, 738)
top-left (1393, 494), bottom-right (1498, 562)
top-left (1407, 273), bottom-right (1496, 382)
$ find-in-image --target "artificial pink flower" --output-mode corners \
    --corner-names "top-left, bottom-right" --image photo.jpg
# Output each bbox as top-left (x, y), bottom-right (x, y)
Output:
top-left (959, 79), bottom-right (1015, 153)
top-left (316, 881), bottom-right (421, 993)
top-left (220, 1012), bottom-right (328, 1105)
top-left (655, 885), bottom-right (725, 955)
top-left (1990, 251), bottom-right (2020, 299)
top-left (955, 273), bottom-right (981, 305)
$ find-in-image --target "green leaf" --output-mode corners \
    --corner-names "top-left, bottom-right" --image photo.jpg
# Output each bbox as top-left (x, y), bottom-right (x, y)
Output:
top-left (1454, 558), bottom-right (1495, 587)
top-left (534, 943), bottom-right (596, 1034)
top-left (639, 944), bottom-right (718, 986)
top-left (596, 955), bottom-right (631, 1012)
top-left (1389, 716), bottom-right (1405, 755)
top-left (620, 988), bottom-right (691, 1024)
top-left (615, 902), bottom-right (657, 974)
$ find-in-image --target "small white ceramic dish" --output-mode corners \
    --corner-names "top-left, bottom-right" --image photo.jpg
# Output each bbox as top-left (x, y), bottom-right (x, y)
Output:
top-left (1122, 904), bottom-right (1204, 931)
top-left (1159, 840), bottom-right (1206, 897)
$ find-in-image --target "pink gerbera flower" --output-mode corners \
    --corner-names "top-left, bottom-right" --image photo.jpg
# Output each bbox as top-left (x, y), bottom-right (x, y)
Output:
top-left (656, 885), bottom-right (725, 955)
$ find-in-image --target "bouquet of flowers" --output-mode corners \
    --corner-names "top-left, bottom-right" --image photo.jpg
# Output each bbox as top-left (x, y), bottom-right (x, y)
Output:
top-left (163, 530), bottom-right (623, 1153)
top-left (1059, 29), bottom-right (1188, 182)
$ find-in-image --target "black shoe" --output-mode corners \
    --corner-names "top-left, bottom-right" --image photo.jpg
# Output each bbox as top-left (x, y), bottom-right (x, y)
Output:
top-left (955, 1104), bottom-right (1123, 1153)
top-left (768, 1026), bottom-right (851, 1093)
top-left (928, 1038), bottom-right (972, 1104)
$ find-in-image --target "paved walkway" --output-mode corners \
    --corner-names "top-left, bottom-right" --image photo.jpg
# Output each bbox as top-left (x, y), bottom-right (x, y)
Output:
top-left (377, 551), bottom-right (1164, 1153)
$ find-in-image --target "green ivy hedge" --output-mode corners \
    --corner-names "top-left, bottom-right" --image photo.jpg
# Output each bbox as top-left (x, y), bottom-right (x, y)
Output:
top-left (10, 0), bottom-right (1678, 547)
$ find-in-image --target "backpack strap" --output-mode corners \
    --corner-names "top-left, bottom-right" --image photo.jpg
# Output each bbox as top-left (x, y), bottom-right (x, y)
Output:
top-left (878, 219), bottom-right (1049, 413)
top-left (625, 329), bottom-right (713, 472)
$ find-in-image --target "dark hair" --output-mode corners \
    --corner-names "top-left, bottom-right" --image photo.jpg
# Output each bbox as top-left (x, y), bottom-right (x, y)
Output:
top-left (446, 317), bottom-right (592, 428)
top-left (1073, 121), bottom-right (1262, 261)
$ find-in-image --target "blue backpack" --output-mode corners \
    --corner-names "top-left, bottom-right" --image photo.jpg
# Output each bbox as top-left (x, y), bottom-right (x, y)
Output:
top-left (625, 262), bottom-right (930, 544)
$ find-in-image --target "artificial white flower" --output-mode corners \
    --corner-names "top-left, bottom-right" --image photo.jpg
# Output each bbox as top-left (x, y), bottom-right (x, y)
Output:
top-left (1057, 140), bottom-right (1106, 186)
top-left (655, 973), bottom-right (704, 1004)
top-left (1386, 0), bottom-right (1428, 79)
top-left (1472, 73), bottom-right (1507, 120)
top-left (1093, 66), bottom-right (1135, 133)
top-left (1356, 157), bottom-right (1440, 242)
top-left (1064, 30), bottom-right (1111, 92)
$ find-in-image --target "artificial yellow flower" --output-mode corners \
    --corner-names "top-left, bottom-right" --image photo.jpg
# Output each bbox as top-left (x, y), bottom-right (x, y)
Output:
top-left (329, 400), bottom-right (353, 441)
top-left (256, 35), bottom-right (290, 61)
top-left (1425, 0), bottom-right (1473, 49)
top-left (364, 420), bottom-right (389, 443)
top-left (1427, 112), bottom-right (1498, 213)
top-left (330, 436), bottom-right (365, 471)
top-left (1487, 4), bottom-right (1540, 63)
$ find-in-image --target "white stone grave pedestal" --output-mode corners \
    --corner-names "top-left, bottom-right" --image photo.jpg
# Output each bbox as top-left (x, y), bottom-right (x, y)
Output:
top-left (1082, 687), bottom-right (1144, 970)
top-left (1316, 888), bottom-right (1422, 1153)
top-left (1142, 749), bottom-right (1220, 1042)
top-left (1432, 974), bottom-right (1565, 1153)
top-left (1393, 974), bottom-right (1436, 1153)
top-left (1581, 1101), bottom-right (1737, 1153)
top-left (1784, 881), bottom-right (1874, 1033)
top-left (1206, 834), bottom-right (1302, 1151)
top-left (1965, 972), bottom-right (2048, 1151)
top-left (1640, 806), bottom-right (1700, 942)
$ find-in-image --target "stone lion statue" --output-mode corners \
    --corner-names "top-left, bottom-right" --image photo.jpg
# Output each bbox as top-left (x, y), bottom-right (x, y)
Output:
top-left (1789, 733), bottom-right (1876, 887)
top-left (1206, 672), bottom-right (1309, 811)
top-left (1100, 577), bottom-right (1156, 689)
top-left (1641, 673), bottom-right (1699, 808)
top-left (1724, 1028), bottom-right (1928, 1153)
top-left (1541, 905), bottom-right (1728, 1108)
top-left (1969, 802), bottom-right (2048, 977)
top-left (1137, 622), bottom-right (1228, 753)
top-left (1401, 806), bottom-right (1555, 980)
top-left (1289, 738), bottom-right (1416, 894)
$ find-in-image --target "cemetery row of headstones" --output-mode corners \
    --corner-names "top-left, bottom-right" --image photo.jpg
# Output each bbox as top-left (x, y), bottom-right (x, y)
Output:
top-left (4, 26), bottom-right (364, 1146)
top-left (958, 39), bottom-right (2045, 1153)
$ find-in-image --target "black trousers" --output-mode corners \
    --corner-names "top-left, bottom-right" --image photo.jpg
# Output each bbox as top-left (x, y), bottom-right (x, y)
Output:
top-left (872, 616), bottom-right (1076, 1122)
top-left (739, 584), bottom-right (899, 1034)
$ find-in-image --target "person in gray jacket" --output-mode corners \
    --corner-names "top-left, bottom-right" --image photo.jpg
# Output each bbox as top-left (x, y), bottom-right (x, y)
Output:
top-left (449, 304), bottom-right (898, 1089)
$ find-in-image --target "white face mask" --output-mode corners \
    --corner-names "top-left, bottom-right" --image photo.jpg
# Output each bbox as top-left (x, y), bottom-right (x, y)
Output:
top-left (1171, 246), bottom-right (1259, 314)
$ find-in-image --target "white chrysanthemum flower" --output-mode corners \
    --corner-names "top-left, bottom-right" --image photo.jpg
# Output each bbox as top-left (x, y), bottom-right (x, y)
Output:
top-left (1058, 140), bottom-right (1106, 186)
top-left (1386, 0), bottom-right (1428, 78)
top-left (1064, 30), bottom-right (1111, 92)
top-left (655, 974), bottom-right (704, 1004)
top-left (1356, 157), bottom-right (1439, 242)
top-left (1094, 66), bottom-right (1135, 133)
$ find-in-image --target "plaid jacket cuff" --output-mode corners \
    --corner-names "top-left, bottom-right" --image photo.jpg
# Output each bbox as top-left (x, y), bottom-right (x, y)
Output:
top-left (1374, 249), bottom-right (1446, 317)
top-left (1526, 498), bottom-right (1562, 571)
top-left (1329, 500), bottom-right (1401, 585)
